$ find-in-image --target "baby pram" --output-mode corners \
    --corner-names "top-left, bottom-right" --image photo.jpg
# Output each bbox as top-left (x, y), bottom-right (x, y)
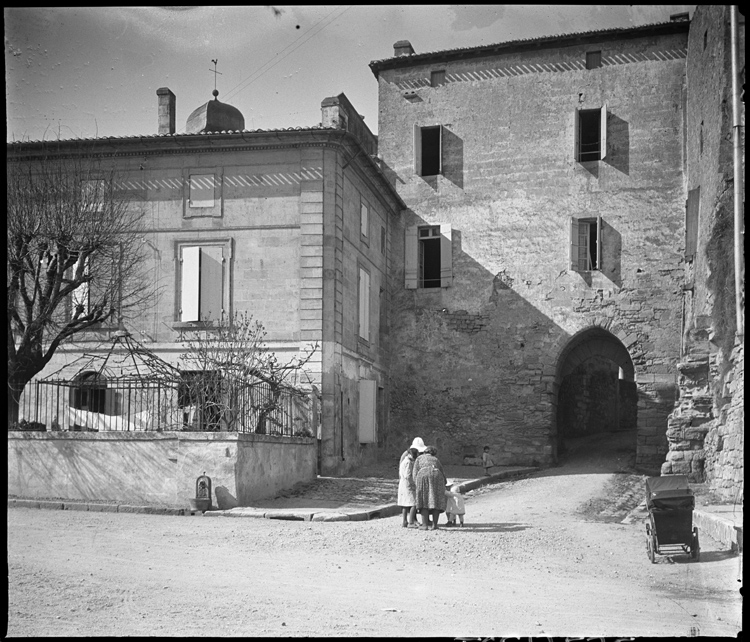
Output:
top-left (644, 475), bottom-right (699, 563)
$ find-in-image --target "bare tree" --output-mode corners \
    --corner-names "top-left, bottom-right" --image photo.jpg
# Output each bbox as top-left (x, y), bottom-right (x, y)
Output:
top-left (7, 142), bottom-right (152, 424)
top-left (177, 312), bottom-right (318, 433)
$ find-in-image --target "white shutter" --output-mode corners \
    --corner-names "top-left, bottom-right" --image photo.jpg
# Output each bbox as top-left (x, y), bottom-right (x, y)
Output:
top-left (600, 104), bottom-right (607, 160)
top-left (579, 222), bottom-right (590, 271)
top-left (413, 124), bottom-right (422, 176)
top-left (573, 108), bottom-right (580, 161)
top-left (404, 226), bottom-right (418, 289)
top-left (180, 246), bottom-right (201, 322)
top-left (596, 215), bottom-right (602, 270)
top-left (438, 125), bottom-right (443, 175)
top-left (439, 223), bottom-right (453, 287)
top-left (569, 218), bottom-right (580, 271)
top-left (360, 199), bottom-right (369, 238)
top-left (359, 267), bottom-right (370, 341)
top-left (200, 246), bottom-right (224, 323)
top-left (189, 174), bottom-right (215, 208)
top-left (357, 379), bottom-right (377, 443)
top-left (71, 256), bottom-right (89, 314)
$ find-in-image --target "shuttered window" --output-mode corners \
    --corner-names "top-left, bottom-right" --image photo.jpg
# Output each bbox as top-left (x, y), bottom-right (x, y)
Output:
top-left (405, 224), bottom-right (453, 289)
top-left (569, 217), bottom-right (602, 272)
top-left (179, 245), bottom-right (225, 323)
top-left (358, 267), bottom-right (371, 341)
top-left (413, 124), bottom-right (443, 176)
top-left (574, 104), bottom-right (607, 161)
top-left (358, 379), bottom-right (377, 443)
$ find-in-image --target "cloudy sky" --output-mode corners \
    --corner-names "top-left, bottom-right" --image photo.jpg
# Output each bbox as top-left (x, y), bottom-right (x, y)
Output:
top-left (5, 5), bottom-right (695, 142)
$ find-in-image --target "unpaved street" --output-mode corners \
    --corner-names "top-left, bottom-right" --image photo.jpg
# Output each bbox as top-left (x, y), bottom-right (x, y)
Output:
top-left (7, 451), bottom-right (742, 638)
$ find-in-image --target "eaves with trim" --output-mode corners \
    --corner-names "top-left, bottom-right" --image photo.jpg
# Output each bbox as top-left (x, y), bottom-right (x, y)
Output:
top-left (369, 20), bottom-right (691, 78)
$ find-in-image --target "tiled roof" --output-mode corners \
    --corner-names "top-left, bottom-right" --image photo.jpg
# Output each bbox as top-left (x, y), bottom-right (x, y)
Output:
top-left (369, 20), bottom-right (689, 74)
top-left (8, 124), bottom-right (339, 146)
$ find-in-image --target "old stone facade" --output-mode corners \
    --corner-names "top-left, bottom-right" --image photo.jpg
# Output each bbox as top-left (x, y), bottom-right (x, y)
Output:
top-left (9, 90), bottom-right (404, 477)
top-left (661, 5), bottom-right (744, 501)
top-left (371, 21), bottom-right (694, 472)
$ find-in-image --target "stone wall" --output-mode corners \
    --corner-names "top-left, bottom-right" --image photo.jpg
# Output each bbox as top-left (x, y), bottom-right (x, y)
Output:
top-left (377, 27), bottom-right (688, 470)
top-left (7, 431), bottom-right (317, 507)
top-left (664, 5), bottom-right (744, 500)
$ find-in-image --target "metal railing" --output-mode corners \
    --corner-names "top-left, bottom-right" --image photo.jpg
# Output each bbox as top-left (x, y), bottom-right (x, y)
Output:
top-left (16, 376), bottom-right (313, 436)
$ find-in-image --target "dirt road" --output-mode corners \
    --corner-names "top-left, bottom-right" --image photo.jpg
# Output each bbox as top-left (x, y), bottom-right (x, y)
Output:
top-left (6, 445), bottom-right (742, 637)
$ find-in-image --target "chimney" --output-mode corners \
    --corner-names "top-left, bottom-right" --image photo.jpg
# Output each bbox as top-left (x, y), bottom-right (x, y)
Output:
top-left (393, 40), bottom-right (415, 57)
top-left (157, 87), bottom-right (176, 135)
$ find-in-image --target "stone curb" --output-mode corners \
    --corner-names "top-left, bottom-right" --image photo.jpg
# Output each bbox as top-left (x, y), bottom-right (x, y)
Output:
top-left (693, 509), bottom-right (743, 552)
top-left (454, 467), bottom-right (540, 494)
top-left (8, 498), bottom-right (186, 516)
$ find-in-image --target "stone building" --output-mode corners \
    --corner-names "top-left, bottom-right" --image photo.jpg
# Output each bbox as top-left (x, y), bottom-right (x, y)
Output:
top-left (9, 89), bottom-right (404, 476)
top-left (661, 5), bottom-right (744, 501)
top-left (370, 19), bottom-right (695, 473)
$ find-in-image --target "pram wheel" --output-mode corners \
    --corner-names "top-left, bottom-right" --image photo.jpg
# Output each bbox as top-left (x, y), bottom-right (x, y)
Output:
top-left (690, 527), bottom-right (700, 561)
top-left (646, 527), bottom-right (656, 564)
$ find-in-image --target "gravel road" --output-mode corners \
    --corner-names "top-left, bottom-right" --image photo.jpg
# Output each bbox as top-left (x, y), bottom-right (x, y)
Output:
top-left (6, 439), bottom-right (742, 637)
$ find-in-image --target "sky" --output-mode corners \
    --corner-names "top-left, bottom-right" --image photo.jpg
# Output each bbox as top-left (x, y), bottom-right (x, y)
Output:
top-left (5, 5), bottom-right (696, 142)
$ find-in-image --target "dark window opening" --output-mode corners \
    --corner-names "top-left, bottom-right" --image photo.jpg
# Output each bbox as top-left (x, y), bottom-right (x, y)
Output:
top-left (70, 371), bottom-right (107, 414)
top-left (587, 221), bottom-right (599, 270)
top-left (421, 126), bottom-right (441, 176)
top-left (419, 226), bottom-right (442, 288)
top-left (579, 109), bottom-right (601, 161)
top-left (703, 30), bottom-right (708, 50)
top-left (586, 51), bottom-right (602, 69)
top-left (431, 70), bottom-right (446, 87)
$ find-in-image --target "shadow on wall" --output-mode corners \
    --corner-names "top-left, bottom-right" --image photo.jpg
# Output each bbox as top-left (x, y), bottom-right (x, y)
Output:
top-left (442, 127), bottom-right (464, 189)
top-left (607, 112), bottom-right (630, 176)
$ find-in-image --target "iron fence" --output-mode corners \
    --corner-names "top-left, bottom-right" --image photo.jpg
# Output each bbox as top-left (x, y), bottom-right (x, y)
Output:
top-left (16, 376), bottom-right (313, 437)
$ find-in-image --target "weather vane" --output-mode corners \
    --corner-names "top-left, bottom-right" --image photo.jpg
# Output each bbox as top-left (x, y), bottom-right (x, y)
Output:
top-left (209, 59), bottom-right (222, 97)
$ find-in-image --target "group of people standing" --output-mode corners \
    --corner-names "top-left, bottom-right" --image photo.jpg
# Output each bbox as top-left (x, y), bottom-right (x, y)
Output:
top-left (397, 437), bottom-right (465, 530)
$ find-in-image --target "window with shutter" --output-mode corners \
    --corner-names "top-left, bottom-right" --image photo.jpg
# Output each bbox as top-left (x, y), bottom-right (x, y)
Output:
top-left (575, 105), bottom-right (607, 161)
top-left (179, 244), bottom-right (227, 323)
top-left (360, 197), bottom-right (369, 242)
top-left (358, 266), bottom-right (370, 341)
top-left (405, 224), bottom-right (453, 288)
top-left (358, 379), bottom-right (377, 443)
top-left (569, 217), bottom-right (601, 271)
top-left (414, 125), bottom-right (442, 176)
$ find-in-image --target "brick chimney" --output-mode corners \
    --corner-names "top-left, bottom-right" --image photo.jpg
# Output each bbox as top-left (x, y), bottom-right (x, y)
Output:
top-left (393, 40), bottom-right (415, 57)
top-left (157, 87), bottom-right (176, 135)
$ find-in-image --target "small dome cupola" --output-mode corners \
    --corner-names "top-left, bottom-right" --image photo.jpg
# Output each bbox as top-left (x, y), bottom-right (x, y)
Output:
top-left (185, 89), bottom-right (245, 134)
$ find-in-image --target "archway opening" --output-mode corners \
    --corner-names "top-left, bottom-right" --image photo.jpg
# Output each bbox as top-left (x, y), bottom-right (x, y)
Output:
top-left (555, 328), bottom-right (637, 470)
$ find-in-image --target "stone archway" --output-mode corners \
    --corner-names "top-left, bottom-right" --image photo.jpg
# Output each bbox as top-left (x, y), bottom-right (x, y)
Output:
top-left (553, 327), bottom-right (637, 467)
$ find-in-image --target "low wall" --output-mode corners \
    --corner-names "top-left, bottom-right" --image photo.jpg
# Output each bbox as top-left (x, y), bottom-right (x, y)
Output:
top-left (7, 431), bottom-right (317, 509)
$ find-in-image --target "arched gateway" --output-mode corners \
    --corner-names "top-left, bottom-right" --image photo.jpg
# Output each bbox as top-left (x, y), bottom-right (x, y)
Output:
top-left (552, 327), bottom-right (638, 466)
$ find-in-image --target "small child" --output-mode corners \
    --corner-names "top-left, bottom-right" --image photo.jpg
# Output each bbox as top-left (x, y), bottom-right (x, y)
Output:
top-left (444, 480), bottom-right (466, 527)
top-left (482, 445), bottom-right (496, 476)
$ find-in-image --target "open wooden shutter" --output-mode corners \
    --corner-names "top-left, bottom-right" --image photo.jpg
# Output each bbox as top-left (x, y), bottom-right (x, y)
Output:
top-left (413, 124), bottom-right (422, 176)
top-left (438, 125), bottom-right (443, 175)
top-left (596, 215), bottom-right (602, 270)
top-left (569, 218), bottom-right (580, 271)
top-left (358, 267), bottom-right (370, 341)
top-left (439, 223), bottom-right (453, 287)
top-left (600, 103), bottom-right (608, 160)
top-left (180, 246), bottom-right (201, 322)
top-left (357, 379), bottom-right (377, 443)
top-left (685, 187), bottom-right (700, 260)
top-left (404, 225), bottom-right (418, 289)
top-left (200, 246), bottom-right (224, 323)
top-left (71, 256), bottom-right (90, 314)
top-left (573, 108), bottom-right (580, 161)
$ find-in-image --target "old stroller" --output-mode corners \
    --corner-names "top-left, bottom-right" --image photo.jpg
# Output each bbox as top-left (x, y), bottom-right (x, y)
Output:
top-left (644, 474), bottom-right (700, 563)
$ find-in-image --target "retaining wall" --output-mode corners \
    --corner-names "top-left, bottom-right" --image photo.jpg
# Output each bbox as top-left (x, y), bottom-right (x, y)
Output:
top-left (7, 431), bottom-right (317, 509)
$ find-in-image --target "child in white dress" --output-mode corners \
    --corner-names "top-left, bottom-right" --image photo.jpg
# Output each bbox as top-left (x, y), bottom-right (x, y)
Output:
top-left (444, 480), bottom-right (466, 526)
